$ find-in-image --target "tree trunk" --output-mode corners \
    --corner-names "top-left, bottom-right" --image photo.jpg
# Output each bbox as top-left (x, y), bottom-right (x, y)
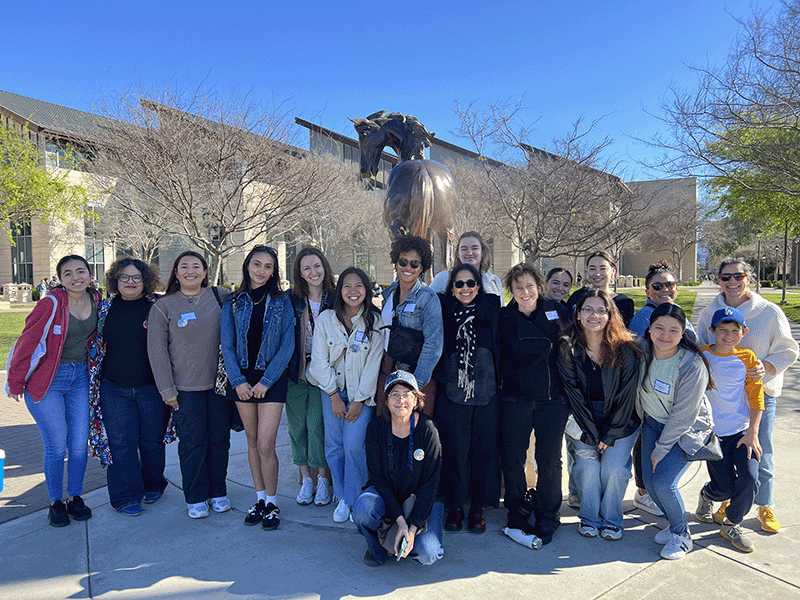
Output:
top-left (782, 223), bottom-right (788, 304)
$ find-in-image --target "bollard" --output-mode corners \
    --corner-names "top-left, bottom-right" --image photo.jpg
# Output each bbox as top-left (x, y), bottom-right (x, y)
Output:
top-left (0, 449), bottom-right (4, 492)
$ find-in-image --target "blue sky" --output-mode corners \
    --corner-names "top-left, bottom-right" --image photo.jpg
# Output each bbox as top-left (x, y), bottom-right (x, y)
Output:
top-left (1, 0), bottom-right (760, 180)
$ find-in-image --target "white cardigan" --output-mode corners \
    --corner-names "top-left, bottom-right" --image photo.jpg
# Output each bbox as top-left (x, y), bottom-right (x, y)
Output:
top-left (697, 291), bottom-right (799, 397)
top-left (306, 307), bottom-right (385, 406)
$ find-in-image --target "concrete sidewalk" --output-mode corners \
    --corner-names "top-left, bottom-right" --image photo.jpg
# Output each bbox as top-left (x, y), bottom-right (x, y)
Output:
top-left (1, 282), bottom-right (798, 599)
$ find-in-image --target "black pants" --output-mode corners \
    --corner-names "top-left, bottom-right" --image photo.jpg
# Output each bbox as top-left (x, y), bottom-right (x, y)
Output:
top-left (500, 397), bottom-right (568, 538)
top-left (633, 433), bottom-right (645, 490)
top-left (703, 431), bottom-right (759, 525)
top-left (172, 389), bottom-right (231, 504)
top-left (435, 391), bottom-right (500, 510)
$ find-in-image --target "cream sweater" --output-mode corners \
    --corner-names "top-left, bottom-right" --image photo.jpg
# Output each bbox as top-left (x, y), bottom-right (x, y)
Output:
top-left (697, 291), bottom-right (798, 397)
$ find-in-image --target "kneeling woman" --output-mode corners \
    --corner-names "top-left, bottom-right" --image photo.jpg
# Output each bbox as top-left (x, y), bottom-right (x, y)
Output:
top-left (220, 246), bottom-right (294, 530)
top-left (557, 289), bottom-right (641, 540)
top-left (307, 267), bottom-right (384, 523)
top-left (353, 371), bottom-right (444, 566)
top-left (637, 303), bottom-right (714, 560)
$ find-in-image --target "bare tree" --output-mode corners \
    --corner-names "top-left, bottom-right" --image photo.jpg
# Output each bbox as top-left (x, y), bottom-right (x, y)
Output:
top-left (92, 85), bottom-right (336, 282)
top-left (452, 101), bottom-right (656, 263)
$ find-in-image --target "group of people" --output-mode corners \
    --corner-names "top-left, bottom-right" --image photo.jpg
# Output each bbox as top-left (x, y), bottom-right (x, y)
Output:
top-left (6, 233), bottom-right (796, 566)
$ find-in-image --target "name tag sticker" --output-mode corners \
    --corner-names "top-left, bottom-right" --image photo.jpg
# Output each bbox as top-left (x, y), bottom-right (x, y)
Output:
top-left (53, 325), bottom-right (61, 335)
top-left (545, 310), bottom-right (560, 321)
top-left (354, 330), bottom-right (365, 343)
top-left (403, 303), bottom-right (416, 313)
top-left (654, 379), bottom-right (671, 394)
top-left (178, 312), bottom-right (197, 328)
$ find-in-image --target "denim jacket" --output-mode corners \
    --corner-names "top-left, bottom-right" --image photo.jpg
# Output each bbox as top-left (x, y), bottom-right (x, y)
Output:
top-left (220, 291), bottom-right (295, 389)
top-left (381, 279), bottom-right (443, 387)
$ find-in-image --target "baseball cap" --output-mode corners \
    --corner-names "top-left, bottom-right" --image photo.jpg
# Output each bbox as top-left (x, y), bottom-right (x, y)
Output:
top-left (711, 306), bottom-right (747, 328)
top-left (384, 370), bottom-right (420, 394)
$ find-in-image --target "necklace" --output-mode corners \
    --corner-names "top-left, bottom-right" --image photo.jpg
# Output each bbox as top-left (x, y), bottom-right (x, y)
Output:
top-left (178, 288), bottom-right (204, 303)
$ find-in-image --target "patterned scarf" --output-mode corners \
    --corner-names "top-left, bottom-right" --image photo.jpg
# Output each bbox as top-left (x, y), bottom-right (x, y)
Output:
top-left (454, 302), bottom-right (477, 401)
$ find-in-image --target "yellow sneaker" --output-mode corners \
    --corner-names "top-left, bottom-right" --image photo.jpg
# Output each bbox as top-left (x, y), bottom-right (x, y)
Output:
top-left (713, 500), bottom-right (730, 525)
top-left (757, 506), bottom-right (781, 533)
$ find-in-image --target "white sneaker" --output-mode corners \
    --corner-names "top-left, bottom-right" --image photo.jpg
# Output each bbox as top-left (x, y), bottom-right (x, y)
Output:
top-left (187, 501), bottom-right (209, 519)
top-left (577, 522), bottom-right (598, 537)
top-left (660, 533), bottom-right (693, 560)
top-left (654, 526), bottom-right (672, 544)
top-left (633, 490), bottom-right (664, 517)
top-left (314, 475), bottom-right (332, 506)
top-left (209, 496), bottom-right (231, 513)
top-left (296, 477), bottom-right (315, 505)
top-left (333, 498), bottom-right (350, 523)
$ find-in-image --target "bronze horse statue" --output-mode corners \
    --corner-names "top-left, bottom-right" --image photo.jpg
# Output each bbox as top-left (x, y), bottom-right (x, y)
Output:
top-left (349, 111), bottom-right (455, 268)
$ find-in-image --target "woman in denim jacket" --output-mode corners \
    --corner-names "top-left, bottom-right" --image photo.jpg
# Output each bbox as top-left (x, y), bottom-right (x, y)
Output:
top-left (378, 236), bottom-right (443, 417)
top-left (220, 245), bottom-right (295, 530)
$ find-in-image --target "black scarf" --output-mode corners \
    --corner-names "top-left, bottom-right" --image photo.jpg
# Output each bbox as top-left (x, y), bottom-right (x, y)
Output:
top-left (453, 302), bottom-right (477, 400)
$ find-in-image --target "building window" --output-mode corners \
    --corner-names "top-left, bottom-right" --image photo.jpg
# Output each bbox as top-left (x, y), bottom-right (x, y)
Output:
top-left (45, 139), bottom-right (89, 170)
top-left (10, 221), bottom-right (33, 284)
top-left (85, 217), bottom-right (105, 286)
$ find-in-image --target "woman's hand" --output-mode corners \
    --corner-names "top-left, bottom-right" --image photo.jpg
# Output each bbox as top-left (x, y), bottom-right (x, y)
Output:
top-left (747, 360), bottom-right (766, 381)
top-left (9, 393), bottom-right (23, 402)
top-left (345, 400), bottom-right (363, 423)
top-left (737, 429), bottom-right (763, 460)
top-left (651, 453), bottom-right (660, 473)
top-left (235, 382), bottom-right (253, 401)
top-left (331, 392), bottom-right (347, 419)
top-left (164, 396), bottom-right (179, 410)
top-left (250, 382), bottom-right (269, 400)
top-left (393, 516), bottom-right (416, 558)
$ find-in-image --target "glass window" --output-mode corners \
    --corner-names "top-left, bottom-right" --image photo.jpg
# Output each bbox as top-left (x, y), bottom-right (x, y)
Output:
top-left (10, 221), bottom-right (33, 284)
top-left (84, 217), bottom-right (105, 287)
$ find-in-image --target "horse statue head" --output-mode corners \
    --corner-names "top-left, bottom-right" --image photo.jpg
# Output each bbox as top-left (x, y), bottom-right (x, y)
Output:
top-left (349, 111), bottom-right (435, 178)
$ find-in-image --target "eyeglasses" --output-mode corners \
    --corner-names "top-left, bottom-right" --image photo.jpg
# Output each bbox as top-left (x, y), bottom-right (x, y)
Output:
top-left (118, 274), bottom-right (143, 283)
top-left (388, 391), bottom-right (415, 402)
top-left (254, 245), bottom-right (278, 256)
top-left (718, 273), bottom-right (747, 282)
top-left (650, 281), bottom-right (676, 291)
top-left (397, 257), bottom-right (421, 269)
top-left (453, 279), bottom-right (478, 289)
top-left (580, 307), bottom-right (610, 317)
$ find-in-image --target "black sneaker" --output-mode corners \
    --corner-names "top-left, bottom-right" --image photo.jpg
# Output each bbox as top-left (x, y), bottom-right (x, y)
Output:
top-left (66, 496), bottom-right (92, 521)
top-left (363, 549), bottom-right (381, 567)
top-left (48, 500), bottom-right (70, 527)
top-left (262, 503), bottom-right (280, 530)
top-left (244, 500), bottom-right (265, 526)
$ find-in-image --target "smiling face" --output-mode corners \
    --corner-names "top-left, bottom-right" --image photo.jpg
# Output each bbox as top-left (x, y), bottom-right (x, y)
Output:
top-left (511, 273), bottom-right (539, 312)
top-left (387, 383), bottom-right (417, 421)
top-left (718, 263), bottom-right (750, 302)
top-left (587, 256), bottom-right (615, 291)
top-left (650, 315), bottom-right (683, 357)
top-left (646, 273), bottom-right (678, 305)
top-left (458, 236), bottom-right (482, 268)
top-left (711, 321), bottom-right (747, 351)
top-left (341, 272), bottom-right (367, 311)
top-left (59, 259), bottom-right (91, 295)
top-left (578, 297), bottom-right (610, 333)
top-left (452, 267), bottom-right (480, 305)
top-left (248, 251), bottom-right (275, 290)
top-left (176, 256), bottom-right (207, 293)
top-left (545, 271), bottom-right (572, 302)
top-left (299, 253), bottom-right (325, 292)
top-left (118, 265), bottom-right (144, 301)
top-left (395, 250), bottom-right (423, 286)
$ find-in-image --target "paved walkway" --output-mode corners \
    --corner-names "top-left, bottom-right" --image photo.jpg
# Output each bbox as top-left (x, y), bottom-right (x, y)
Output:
top-left (1, 281), bottom-right (798, 599)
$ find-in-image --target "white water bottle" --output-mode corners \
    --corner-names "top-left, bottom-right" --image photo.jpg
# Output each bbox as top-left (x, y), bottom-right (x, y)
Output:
top-left (502, 526), bottom-right (542, 550)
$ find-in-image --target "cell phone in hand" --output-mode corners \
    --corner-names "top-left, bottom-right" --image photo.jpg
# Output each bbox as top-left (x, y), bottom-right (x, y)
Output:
top-left (397, 537), bottom-right (408, 561)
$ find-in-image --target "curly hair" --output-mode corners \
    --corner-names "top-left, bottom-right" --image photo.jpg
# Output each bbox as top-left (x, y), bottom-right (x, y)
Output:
top-left (389, 236), bottom-right (433, 274)
top-left (106, 257), bottom-right (161, 297)
top-left (504, 262), bottom-right (544, 293)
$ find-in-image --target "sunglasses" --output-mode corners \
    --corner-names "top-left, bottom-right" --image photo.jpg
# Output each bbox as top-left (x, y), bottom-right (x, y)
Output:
top-left (253, 245), bottom-right (278, 256)
top-left (453, 279), bottom-right (478, 289)
top-left (397, 257), bottom-right (421, 269)
top-left (650, 281), bottom-right (676, 291)
top-left (718, 273), bottom-right (747, 282)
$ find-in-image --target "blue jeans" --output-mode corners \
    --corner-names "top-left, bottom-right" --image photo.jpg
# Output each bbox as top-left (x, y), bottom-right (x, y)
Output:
top-left (754, 393), bottom-right (775, 506)
top-left (320, 389), bottom-right (373, 507)
top-left (171, 389), bottom-right (231, 504)
top-left (641, 417), bottom-right (691, 536)
top-left (100, 379), bottom-right (171, 510)
top-left (353, 486), bottom-right (444, 566)
top-left (573, 430), bottom-right (637, 530)
top-left (24, 363), bottom-right (89, 502)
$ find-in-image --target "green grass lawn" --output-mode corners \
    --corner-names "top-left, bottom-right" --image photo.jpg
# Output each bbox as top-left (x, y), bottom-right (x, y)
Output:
top-left (761, 292), bottom-right (800, 323)
top-left (0, 310), bottom-right (32, 363)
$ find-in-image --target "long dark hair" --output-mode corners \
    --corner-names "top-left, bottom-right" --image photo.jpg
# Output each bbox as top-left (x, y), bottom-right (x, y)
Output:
top-left (562, 288), bottom-right (639, 367)
top-left (446, 263), bottom-right (484, 301)
top-left (641, 303), bottom-right (714, 391)
top-left (234, 245), bottom-right (283, 299)
top-left (165, 251), bottom-right (208, 295)
top-left (291, 247), bottom-right (335, 299)
top-left (334, 267), bottom-right (380, 338)
top-left (54, 254), bottom-right (96, 292)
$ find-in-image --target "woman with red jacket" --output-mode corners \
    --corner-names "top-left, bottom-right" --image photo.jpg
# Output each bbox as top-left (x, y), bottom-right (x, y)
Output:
top-left (7, 255), bottom-right (102, 527)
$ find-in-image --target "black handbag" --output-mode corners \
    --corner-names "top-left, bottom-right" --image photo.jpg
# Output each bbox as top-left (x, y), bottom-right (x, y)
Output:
top-left (684, 431), bottom-right (724, 462)
top-left (384, 288), bottom-right (424, 370)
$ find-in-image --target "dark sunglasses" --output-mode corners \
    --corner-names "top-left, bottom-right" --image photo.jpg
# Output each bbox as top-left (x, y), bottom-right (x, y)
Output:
top-left (253, 245), bottom-right (278, 256)
top-left (650, 281), bottom-right (676, 291)
top-left (718, 272), bottom-right (747, 282)
top-left (397, 257), bottom-right (421, 269)
top-left (453, 279), bottom-right (478, 289)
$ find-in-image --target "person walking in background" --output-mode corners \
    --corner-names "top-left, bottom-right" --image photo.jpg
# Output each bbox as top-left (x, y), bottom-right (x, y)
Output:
top-left (287, 247), bottom-right (334, 508)
top-left (88, 257), bottom-right (171, 517)
top-left (7, 255), bottom-right (101, 527)
top-left (147, 251), bottom-right (231, 520)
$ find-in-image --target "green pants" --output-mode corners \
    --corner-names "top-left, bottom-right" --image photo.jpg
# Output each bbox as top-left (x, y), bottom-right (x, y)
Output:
top-left (285, 379), bottom-right (327, 469)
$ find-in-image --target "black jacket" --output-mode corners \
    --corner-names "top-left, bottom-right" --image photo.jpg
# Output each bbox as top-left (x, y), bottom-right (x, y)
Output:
top-left (557, 341), bottom-right (641, 447)
top-left (499, 298), bottom-right (568, 403)
top-left (288, 291), bottom-right (334, 382)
